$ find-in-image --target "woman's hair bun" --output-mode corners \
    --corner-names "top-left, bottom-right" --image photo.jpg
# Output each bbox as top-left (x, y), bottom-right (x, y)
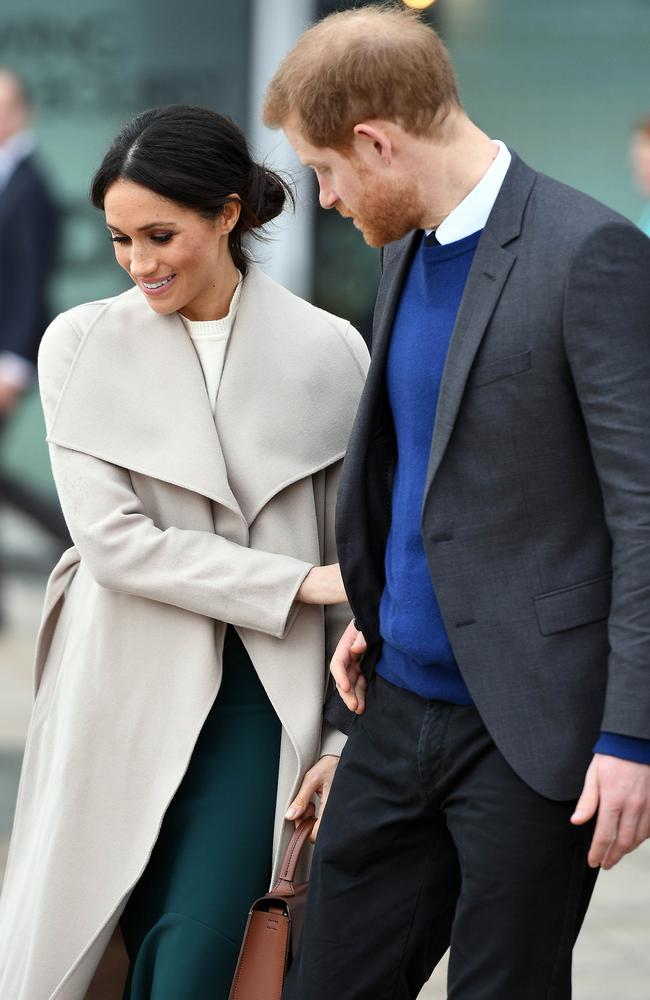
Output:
top-left (246, 162), bottom-right (294, 228)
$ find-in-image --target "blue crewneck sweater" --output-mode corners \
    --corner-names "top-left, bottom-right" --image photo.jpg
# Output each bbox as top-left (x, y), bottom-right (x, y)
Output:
top-left (376, 230), bottom-right (480, 702)
top-left (374, 229), bottom-right (650, 766)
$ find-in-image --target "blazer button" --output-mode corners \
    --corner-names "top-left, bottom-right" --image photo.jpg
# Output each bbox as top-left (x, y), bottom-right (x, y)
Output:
top-left (431, 531), bottom-right (454, 543)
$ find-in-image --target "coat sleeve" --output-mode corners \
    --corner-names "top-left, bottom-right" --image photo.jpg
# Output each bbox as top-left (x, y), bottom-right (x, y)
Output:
top-left (563, 221), bottom-right (650, 740)
top-left (38, 314), bottom-right (313, 639)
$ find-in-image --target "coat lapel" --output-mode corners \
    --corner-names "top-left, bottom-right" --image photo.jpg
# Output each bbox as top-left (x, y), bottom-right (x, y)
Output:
top-left (422, 153), bottom-right (537, 498)
top-left (47, 286), bottom-right (241, 513)
top-left (216, 266), bottom-right (365, 523)
top-left (47, 267), bottom-right (365, 524)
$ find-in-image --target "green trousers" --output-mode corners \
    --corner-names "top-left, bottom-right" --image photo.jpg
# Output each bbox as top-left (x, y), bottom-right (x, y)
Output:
top-left (121, 627), bottom-right (281, 999)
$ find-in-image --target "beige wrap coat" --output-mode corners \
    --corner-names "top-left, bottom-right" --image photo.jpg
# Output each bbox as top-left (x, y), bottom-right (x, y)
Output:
top-left (0, 265), bottom-right (368, 1000)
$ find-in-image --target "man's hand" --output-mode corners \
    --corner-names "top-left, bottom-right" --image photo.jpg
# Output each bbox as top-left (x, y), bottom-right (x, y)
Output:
top-left (0, 376), bottom-right (22, 416)
top-left (285, 755), bottom-right (339, 842)
top-left (330, 618), bottom-right (367, 715)
top-left (571, 754), bottom-right (650, 869)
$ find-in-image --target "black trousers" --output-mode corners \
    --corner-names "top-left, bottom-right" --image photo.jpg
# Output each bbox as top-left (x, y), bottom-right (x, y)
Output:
top-left (284, 674), bottom-right (598, 1000)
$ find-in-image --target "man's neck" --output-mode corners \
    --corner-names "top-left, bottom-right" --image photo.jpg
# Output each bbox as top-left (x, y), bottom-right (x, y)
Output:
top-left (414, 116), bottom-right (499, 232)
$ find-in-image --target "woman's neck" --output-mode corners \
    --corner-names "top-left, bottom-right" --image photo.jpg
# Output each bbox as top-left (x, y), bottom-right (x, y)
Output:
top-left (180, 262), bottom-right (240, 322)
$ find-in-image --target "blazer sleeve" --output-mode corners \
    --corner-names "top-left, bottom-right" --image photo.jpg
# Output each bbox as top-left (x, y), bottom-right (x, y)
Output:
top-left (563, 220), bottom-right (650, 740)
top-left (38, 315), bottom-right (313, 639)
top-left (319, 458), bottom-right (351, 758)
top-left (318, 322), bottom-right (370, 757)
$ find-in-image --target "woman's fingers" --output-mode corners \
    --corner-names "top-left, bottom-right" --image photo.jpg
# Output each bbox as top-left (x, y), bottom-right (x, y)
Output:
top-left (286, 756), bottom-right (340, 837)
top-left (285, 771), bottom-right (321, 820)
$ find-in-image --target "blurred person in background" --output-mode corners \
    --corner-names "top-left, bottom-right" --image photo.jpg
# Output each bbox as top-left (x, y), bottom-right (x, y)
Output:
top-left (0, 105), bottom-right (367, 1000)
top-left (0, 68), bottom-right (62, 621)
top-left (264, 6), bottom-right (650, 999)
top-left (630, 113), bottom-right (650, 236)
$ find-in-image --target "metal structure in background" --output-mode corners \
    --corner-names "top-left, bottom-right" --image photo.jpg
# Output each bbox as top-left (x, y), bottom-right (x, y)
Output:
top-left (249, 0), bottom-right (315, 297)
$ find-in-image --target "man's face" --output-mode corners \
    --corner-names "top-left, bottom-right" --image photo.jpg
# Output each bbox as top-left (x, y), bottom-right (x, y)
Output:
top-left (630, 130), bottom-right (650, 198)
top-left (0, 73), bottom-right (27, 146)
top-left (284, 119), bottom-right (423, 247)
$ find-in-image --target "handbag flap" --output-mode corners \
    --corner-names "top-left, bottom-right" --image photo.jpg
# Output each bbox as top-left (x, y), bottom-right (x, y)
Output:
top-left (229, 906), bottom-right (290, 1000)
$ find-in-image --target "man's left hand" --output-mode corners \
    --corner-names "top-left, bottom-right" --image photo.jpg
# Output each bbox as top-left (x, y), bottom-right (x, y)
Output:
top-left (0, 376), bottom-right (22, 416)
top-left (285, 754), bottom-right (339, 842)
top-left (571, 754), bottom-right (650, 869)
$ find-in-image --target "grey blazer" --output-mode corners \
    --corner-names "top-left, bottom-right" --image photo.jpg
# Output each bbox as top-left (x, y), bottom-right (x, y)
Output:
top-left (330, 153), bottom-right (650, 800)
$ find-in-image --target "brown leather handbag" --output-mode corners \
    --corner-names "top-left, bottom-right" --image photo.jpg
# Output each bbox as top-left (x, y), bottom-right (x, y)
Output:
top-left (228, 817), bottom-right (316, 1000)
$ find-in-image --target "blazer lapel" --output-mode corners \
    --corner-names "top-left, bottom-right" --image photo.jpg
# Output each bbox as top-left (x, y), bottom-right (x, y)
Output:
top-left (422, 153), bottom-right (537, 498)
top-left (347, 231), bottom-right (419, 446)
top-left (47, 287), bottom-right (242, 514)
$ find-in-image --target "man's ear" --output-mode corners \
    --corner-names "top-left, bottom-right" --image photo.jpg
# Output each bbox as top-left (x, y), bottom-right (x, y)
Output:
top-left (352, 123), bottom-right (393, 166)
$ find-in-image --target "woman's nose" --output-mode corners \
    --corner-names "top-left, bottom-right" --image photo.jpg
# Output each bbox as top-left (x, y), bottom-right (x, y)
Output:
top-left (129, 249), bottom-right (158, 277)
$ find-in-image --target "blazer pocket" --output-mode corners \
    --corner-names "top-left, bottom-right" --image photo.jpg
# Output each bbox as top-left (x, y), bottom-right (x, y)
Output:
top-left (469, 349), bottom-right (532, 388)
top-left (534, 574), bottom-right (612, 636)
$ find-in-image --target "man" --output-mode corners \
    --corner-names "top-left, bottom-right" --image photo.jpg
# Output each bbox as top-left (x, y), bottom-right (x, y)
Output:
top-left (264, 6), bottom-right (650, 998)
top-left (630, 113), bottom-right (650, 236)
top-left (0, 69), bottom-right (62, 619)
top-left (0, 69), bottom-right (58, 415)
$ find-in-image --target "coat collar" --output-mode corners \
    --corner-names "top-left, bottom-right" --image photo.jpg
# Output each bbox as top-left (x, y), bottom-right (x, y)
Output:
top-left (47, 265), bottom-right (364, 524)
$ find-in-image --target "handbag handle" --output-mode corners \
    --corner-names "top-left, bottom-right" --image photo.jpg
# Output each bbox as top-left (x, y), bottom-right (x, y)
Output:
top-left (272, 817), bottom-right (316, 894)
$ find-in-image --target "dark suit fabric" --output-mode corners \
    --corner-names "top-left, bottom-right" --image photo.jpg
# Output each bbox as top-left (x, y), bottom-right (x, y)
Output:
top-left (0, 156), bottom-right (65, 574)
top-left (328, 154), bottom-right (650, 801)
top-left (286, 674), bottom-right (598, 1000)
top-left (0, 155), bottom-right (59, 363)
top-left (289, 155), bottom-right (650, 998)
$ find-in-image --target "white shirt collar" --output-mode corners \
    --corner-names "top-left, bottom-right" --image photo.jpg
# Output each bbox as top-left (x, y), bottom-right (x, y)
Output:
top-left (427, 140), bottom-right (511, 245)
top-left (0, 129), bottom-right (36, 191)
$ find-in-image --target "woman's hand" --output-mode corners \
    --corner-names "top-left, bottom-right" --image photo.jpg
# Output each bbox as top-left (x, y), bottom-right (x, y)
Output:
top-left (296, 563), bottom-right (347, 605)
top-left (284, 755), bottom-right (340, 842)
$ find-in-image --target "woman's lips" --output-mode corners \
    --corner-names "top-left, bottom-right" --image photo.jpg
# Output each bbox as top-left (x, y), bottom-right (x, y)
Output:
top-left (139, 274), bottom-right (177, 296)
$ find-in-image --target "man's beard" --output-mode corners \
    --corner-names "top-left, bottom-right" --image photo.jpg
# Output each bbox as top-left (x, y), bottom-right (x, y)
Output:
top-left (336, 170), bottom-right (423, 248)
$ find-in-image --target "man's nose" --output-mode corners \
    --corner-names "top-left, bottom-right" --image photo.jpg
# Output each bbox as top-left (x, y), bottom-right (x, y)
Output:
top-left (318, 184), bottom-right (338, 210)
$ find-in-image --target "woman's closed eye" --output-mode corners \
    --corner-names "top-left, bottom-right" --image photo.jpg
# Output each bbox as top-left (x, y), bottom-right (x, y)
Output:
top-left (110, 233), bottom-right (174, 245)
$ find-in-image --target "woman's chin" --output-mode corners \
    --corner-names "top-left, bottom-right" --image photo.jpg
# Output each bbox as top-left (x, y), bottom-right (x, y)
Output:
top-left (140, 293), bottom-right (180, 316)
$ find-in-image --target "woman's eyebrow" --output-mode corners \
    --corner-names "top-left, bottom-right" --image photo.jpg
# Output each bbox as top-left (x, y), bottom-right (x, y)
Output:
top-left (105, 221), bottom-right (178, 233)
top-left (136, 221), bottom-right (178, 231)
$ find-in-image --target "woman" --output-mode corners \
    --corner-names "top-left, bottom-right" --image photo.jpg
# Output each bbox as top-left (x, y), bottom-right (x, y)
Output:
top-left (0, 106), bottom-right (368, 999)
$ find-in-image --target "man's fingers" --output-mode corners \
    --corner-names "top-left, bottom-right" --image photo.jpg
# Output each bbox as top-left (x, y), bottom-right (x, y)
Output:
top-left (352, 673), bottom-right (367, 715)
top-left (601, 795), bottom-right (648, 869)
top-left (588, 805), bottom-right (620, 868)
top-left (329, 620), bottom-right (367, 712)
top-left (350, 631), bottom-right (367, 654)
top-left (601, 812), bottom-right (639, 870)
top-left (571, 761), bottom-right (599, 825)
top-left (331, 656), bottom-right (353, 693)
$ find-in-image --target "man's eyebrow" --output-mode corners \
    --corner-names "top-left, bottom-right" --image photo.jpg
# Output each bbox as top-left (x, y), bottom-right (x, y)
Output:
top-left (105, 221), bottom-right (178, 233)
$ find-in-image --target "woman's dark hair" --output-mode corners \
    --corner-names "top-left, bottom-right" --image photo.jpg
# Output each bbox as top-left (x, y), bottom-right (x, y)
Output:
top-left (91, 105), bottom-right (293, 275)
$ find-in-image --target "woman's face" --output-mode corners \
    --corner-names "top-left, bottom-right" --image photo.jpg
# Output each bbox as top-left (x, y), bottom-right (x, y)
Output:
top-left (103, 179), bottom-right (240, 320)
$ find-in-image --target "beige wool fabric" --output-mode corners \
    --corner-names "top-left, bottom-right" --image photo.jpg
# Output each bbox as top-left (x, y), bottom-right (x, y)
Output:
top-left (0, 266), bottom-right (368, 1000)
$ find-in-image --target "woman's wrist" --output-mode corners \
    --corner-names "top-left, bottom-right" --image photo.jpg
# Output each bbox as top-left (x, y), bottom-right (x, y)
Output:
top-left (296, 564), bottom-right (346, 605)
